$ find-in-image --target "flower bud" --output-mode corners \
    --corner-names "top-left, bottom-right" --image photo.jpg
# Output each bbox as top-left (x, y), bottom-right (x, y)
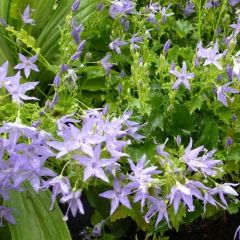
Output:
top-left (163, 39), bottom-right (171, 54)
top-left (176, 135), bottom-right (181, 146)
top-left (53, 74), bottom-right (61, 88)
top-left (72, 0), bottom-right (80, 12)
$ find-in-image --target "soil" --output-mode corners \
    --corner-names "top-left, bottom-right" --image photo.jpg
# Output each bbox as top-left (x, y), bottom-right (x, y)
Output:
top-left (166, 213), bottom-right (240, 240)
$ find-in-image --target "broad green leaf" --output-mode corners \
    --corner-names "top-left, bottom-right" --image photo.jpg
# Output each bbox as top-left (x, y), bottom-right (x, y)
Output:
top-left (5, 186), bottom-right (71, 240)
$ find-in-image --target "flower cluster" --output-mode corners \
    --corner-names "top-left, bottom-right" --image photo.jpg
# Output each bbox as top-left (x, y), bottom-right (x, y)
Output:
top-left (0, 121), bottom-right (55, 225)
top-left (0, 59), bottom-right (38, 105)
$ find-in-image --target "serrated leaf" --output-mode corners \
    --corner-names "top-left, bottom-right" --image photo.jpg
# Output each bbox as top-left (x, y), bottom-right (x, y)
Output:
top-left (189, 95), bottom-right (204, 114)
top-left (5, 26), bottom-right (40, 53)
top-left (91, 210), bottom-right (103, 225)
top-left (227, 202), bottom-right (240, 215)
top-left (168, 204), bottom-right (186, 231)
top-left (110, 205), bottom-right (148, 231)
top-left (103, 233), bottom-right (115, 240)
top-left (168, 46), bottom-right (179, 62)
top-left (5, 186), bottom-right (71, 240)
top-left (175, 20), bottom-right (193, 38)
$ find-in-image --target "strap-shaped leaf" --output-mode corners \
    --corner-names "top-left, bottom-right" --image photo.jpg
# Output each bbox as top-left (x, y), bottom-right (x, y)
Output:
top-left (0, 0), bottom-right (10, 21)
top-left (5, 186), bottom-right (71, 240)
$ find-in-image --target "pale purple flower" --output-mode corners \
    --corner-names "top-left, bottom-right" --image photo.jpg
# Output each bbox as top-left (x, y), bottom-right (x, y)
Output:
top-left (109, 0), bottom-right (134, 19)
top-left (130, 34), bottom-right (143, 49)
top-left (21, 5), bottom-right (35, 25)
top-left (169, 182), bottom-right (195, 214)
top-left (229, 0), bottom-right (240, 6)
top-left (5, 71), bottom-right (39, 104)
top-left (67, 69), bottom-right (78, 84)
top-left (200, 42), bottom-right (223, 70)
top-left (61, 190), bottom-right (84, 220)
top-left (159, 5), bottom-right (174, 23)
top-left (49, 93), bottom-right (59, 109)
top-left (230, 17), bottom-right (240, 37)
top-left (109, 39), bottom-right (128, 54)
top-left (183, 1), bottom-right (195, 17)
top-left (0, 122), bottom-right (38, 145)
top-left (206, 0), bottom-right (220, 8)
top-left (127, 155), bottom-right (160, 209)
top-left (73, 144), bottom-right (117, 182)
top-left (0, 61), bottom-right (9, 88)
top-left (203, 191), bottom-right (219, 211)
top-left (211, 183), bottom-right (238, 207)
top-left (169, 61), bottom-right (194, 90)
top-left (183, 138), bottom-right (222, 176)
top-left (156, 138), bottom-right (169, 157)
top-left (147, 1), bottom-right (160, 13)
top-left (100, 54), bottom-right (113, 75)
top-left (48, 122), bottom-right (101, 158)
top-left (144, 197), bottom-right (169, 227)
top-left (42, 176), bottom-right (71, 210)
top-left (99, 178), bottom-right (132, 215)
top-left (147, 13), bottom-right (157, 24)
top-left (0, 206), bottom-right (15, 226)
top-left (185, 180), bottom-right (209, 200)
top-left (13, 142), bottom-right (56, 190)
top-left (56, 113), bottom-right (79, 132)
top-left (196, 41), bottom-right (208, 58)
top-left (216, 82), bottom-right (239, 106)
top-left (14, 54), bottom-right (39, 78)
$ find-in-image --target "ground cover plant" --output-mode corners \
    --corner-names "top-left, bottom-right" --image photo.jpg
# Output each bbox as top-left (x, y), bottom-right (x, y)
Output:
top-left (0, 0), bottom-right (240, 239)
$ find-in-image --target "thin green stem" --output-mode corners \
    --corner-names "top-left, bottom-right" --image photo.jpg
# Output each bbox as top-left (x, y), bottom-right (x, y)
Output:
top-left (198, 0), bottom-right (202, 40)
top-left (60, 160), bottom-right (71, 176)
top-left (213, 0), bottom-right (227, 41)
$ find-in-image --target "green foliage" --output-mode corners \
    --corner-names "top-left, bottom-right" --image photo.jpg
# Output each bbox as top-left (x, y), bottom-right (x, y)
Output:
top-left (5, 185), bottom-right (71, 240)
top-left (0, 0), bottom-right (240, 239)
top-left (168, 204), bottom-right (186, 231)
